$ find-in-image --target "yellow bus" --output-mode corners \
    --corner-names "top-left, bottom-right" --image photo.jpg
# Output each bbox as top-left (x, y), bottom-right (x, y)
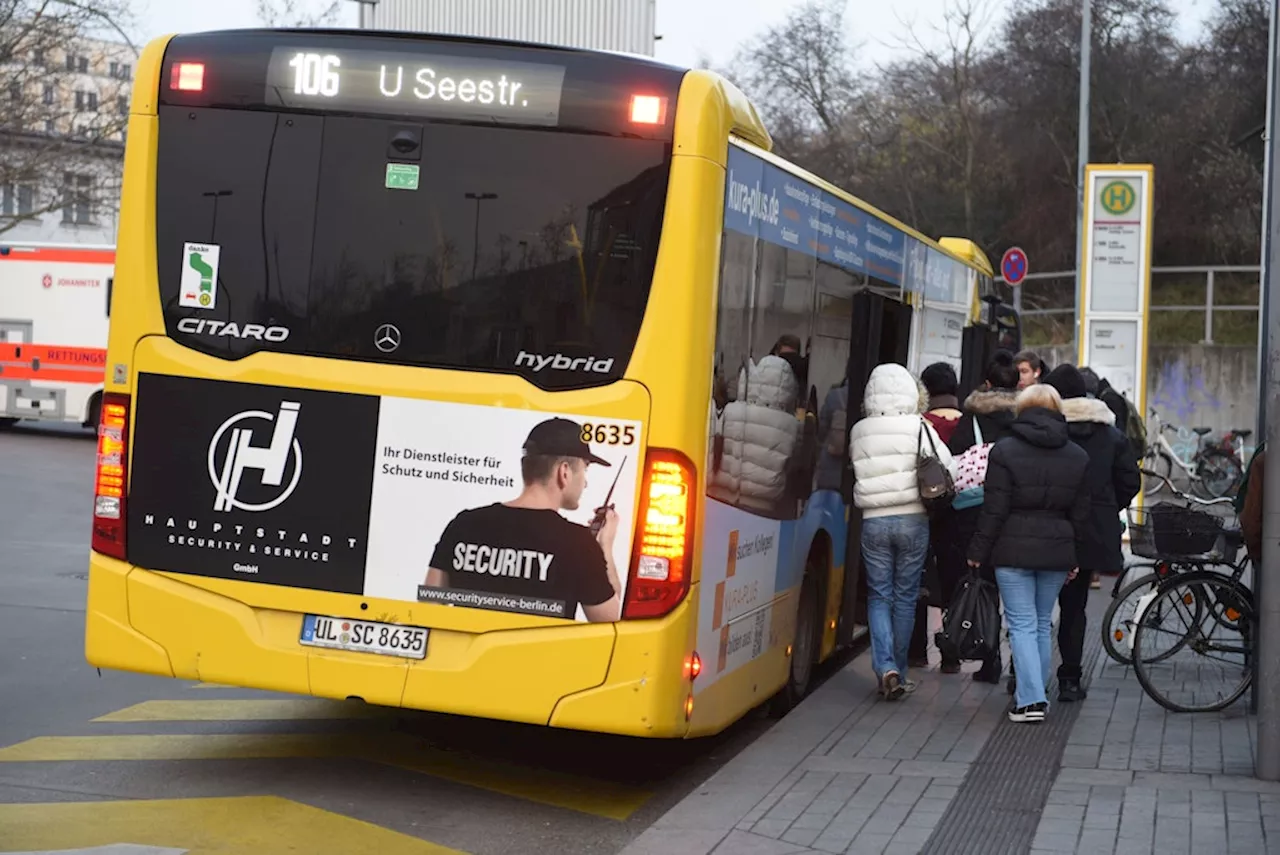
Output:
top-left (85, 28), bottom-right (1006, 738)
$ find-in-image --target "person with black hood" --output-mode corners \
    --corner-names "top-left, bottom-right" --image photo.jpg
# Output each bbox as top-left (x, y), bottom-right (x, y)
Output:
top-left (938, 350), bottom-right (1020, 682)
top-left (967, 383), bottom-right (1091, 724)
top-left (1042, 363), bottom-right (1141, 702)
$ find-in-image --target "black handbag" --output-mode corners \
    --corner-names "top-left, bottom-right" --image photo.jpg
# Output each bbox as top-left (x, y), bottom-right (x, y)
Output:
top-left (935, 569), bottom-right (1000, 662)
top-left (916, 419), bottom-right (955, 510)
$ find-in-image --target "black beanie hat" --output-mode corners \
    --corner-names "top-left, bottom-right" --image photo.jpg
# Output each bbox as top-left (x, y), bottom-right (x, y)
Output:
top-left (1044, 364), bottom-right (1087, 400)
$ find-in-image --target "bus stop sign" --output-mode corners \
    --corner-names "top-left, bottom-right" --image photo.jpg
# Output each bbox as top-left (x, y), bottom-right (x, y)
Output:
top-left (1001, 246), bottom-right (1028, 286)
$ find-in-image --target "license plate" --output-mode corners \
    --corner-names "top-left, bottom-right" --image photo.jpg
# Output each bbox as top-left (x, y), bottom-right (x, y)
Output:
top-left (299, 614), bottom-right (428, 660)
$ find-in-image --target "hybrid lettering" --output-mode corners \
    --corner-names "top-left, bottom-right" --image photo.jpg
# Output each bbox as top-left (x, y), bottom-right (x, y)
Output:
top-left (514, 351), bottom-right (614, 374)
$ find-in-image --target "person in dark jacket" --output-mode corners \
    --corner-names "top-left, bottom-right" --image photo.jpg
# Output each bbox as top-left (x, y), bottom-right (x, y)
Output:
top-left (938, 351), bottom-right (1020, 682)
top-left (967, 383), bottom-right (1091, 724)
top-left (1043, 364), bottom-right (1141, 702)
top-left (909, 362), bottom-right (964, 669)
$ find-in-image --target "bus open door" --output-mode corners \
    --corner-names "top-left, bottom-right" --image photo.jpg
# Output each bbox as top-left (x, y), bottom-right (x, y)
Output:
top-left (834, 290), bottom-right (914, 647)
top-left (959, 296), bottom-right (1022, 401)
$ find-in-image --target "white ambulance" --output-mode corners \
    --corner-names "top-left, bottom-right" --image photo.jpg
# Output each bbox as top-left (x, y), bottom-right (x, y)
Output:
top-left (0, 242), bottom-right (115, 429)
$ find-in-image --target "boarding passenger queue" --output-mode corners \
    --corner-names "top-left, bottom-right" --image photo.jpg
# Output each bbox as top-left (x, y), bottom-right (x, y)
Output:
top-left (848, 350), bottom-right (1139, 724)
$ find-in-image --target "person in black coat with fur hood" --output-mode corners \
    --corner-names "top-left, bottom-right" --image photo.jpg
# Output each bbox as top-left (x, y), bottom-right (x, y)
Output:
top-left (1043, 364), bottom-right (1141, 702)
top-left (935, 351), bottom-right (1020, 681)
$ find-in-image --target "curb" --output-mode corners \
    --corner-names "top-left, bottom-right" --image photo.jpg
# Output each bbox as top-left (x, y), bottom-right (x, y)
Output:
top-left (616, 658), bottom-right (871, 855)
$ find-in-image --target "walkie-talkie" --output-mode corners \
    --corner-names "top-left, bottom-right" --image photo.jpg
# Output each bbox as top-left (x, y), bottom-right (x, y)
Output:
top-left (589, 456), bottom-right (627, 536)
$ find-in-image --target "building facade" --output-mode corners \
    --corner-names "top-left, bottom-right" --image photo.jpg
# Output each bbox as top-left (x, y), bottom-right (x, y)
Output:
top-left (0, 34), bottom-right (135, 247)
top-left (357, 0), bottom-right (657, 56)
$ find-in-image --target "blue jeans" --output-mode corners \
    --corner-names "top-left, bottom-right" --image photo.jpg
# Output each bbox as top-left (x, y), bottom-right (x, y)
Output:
top-left (995, 566), bottom-right (1070, 709)
top-left (862, 513), bottom-right (930, 681)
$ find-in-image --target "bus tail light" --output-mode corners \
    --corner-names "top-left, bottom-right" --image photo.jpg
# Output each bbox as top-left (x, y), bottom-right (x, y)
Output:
top-left (91, 393), bottom-right (130, 560)
top-left (622, 450), bottom-right (694, 619)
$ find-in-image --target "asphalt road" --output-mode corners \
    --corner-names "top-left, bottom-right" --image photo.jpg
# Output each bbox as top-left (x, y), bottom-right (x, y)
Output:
top-left (0, 420), bottom-right (852, 855)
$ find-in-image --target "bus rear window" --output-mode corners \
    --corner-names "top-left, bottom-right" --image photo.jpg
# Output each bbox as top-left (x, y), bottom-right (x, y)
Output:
top-left (155, 106), bottom-right (672, 390)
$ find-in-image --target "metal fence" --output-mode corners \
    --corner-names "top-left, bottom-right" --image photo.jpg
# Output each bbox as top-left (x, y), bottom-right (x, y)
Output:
top-left (996, 265), bottom-right (1262, 347)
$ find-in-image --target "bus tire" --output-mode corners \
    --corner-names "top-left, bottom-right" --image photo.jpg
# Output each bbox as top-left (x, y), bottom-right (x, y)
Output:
top-left (770, 566), bottom-right (820, 716)
top-left (84, 392), bottom-right (102, 430)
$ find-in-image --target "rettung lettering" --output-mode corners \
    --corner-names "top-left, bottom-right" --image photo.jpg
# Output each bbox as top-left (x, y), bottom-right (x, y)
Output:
top-left (143, 514), bottom-right (359, 563)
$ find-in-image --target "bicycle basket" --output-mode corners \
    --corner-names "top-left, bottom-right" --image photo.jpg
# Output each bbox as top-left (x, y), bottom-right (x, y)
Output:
top-left (1126, 503), bottom-right (1233, 560)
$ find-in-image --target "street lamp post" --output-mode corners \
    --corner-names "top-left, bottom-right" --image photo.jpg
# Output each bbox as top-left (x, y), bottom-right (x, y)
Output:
top-left (1073, 0), bottom-right (1092, 351)
top-left (1255, 0), bottom-right (1280, 782)
top-left (465, 192), bottom-right (498, 282)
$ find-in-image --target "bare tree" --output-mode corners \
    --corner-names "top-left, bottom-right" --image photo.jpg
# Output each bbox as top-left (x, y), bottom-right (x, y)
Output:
top-left (255, 0), bottom-right (342, 28)
top-left (721, 0), bottom-right (865, 180)
top-left (0, 1), bottom-right (138, 237)
top-left (884, 0), bottom-right (998, 241)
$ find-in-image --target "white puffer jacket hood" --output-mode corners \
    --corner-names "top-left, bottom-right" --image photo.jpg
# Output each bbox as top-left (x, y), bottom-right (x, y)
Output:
top-left (849, 363), bottom-right (956, 518)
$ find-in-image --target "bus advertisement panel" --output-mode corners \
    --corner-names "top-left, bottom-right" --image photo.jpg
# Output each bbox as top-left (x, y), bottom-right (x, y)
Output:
top-left (126, 371), bottom-right (641, 623)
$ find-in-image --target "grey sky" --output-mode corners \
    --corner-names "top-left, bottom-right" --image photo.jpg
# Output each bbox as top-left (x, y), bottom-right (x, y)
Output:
top-left (134, 0), bottom-right (1217, 70)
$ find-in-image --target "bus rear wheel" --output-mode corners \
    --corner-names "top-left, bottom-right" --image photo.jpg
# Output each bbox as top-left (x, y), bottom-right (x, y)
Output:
top-left (771, 565), bottom-right (820, 716)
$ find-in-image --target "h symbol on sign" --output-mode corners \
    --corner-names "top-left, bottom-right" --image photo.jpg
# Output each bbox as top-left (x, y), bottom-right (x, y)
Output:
top-left (213, 401), bottom-right (301, 512)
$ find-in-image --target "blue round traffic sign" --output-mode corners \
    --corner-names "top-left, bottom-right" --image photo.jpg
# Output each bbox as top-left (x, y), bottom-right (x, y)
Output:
top-left (1001, 246), bottom-right (1028, 286)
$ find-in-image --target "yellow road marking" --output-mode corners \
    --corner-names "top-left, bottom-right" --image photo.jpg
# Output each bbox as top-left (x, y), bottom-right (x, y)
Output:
top-left (190, 682), bottom-right (233, 689)
top-left (0, 734), bottom-right (651, 820)
top-left (0, 795), bottom-right (467, 854)
top-left (93, 699), bottom-right (391, 722)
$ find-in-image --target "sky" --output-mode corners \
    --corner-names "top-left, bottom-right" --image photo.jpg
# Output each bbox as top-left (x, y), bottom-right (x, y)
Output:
top-left (134, 0), bottom-right (1219, 71)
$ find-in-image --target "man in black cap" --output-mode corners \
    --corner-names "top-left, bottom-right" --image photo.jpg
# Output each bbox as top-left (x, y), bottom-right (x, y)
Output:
top-left (1043, 364), bottom-right (1141, 701)
top-left (422, 418), bottom-right (622, 622)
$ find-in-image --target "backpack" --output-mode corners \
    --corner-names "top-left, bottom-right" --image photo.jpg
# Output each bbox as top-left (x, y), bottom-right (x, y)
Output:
top-left (951, 417), bottom-right (993, 509)
top-left (935, 569), bottom-right (1001, 662)
top-left (1102, 383), bottom-right (1146, 461)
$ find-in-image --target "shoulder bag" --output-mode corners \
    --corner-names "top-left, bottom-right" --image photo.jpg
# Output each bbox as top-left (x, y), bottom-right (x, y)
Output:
top-left (917, 418), bottom-right (955, 509)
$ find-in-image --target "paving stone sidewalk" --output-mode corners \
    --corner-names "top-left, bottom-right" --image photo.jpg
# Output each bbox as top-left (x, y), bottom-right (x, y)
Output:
top-left (619, 577), bottom-right (1280, 855)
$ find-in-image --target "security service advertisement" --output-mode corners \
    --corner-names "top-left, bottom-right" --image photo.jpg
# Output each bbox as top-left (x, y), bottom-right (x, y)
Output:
top-left (126, 373), bottom-right (641, 622)
top-left (363, 396), bottom-right (640, 622)
top-left (127, 373), bottom-right (380, 594)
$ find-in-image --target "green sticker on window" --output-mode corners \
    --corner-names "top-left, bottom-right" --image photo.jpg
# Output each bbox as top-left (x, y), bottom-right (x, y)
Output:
top-left (385, 163), bottom-right (420, 190)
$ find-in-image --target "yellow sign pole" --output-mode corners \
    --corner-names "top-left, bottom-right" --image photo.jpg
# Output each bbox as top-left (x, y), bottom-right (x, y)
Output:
top-left (1077, 163), bottom-right (1155, 511)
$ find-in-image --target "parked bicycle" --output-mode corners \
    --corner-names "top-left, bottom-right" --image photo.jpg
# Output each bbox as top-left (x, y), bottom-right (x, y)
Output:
top-left (1102, 471), bottom-right (1241, 668)
top-left (1103, 471), bottom-right (1254, 713)
top-left (1139, 406), bottom-right (1246, 500)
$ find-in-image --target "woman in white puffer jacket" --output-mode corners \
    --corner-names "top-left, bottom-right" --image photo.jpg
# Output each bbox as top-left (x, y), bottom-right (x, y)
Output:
top-left (708, 354), bottom-right (800, 514)
top-left (850, 363), bottom-right (956, 701)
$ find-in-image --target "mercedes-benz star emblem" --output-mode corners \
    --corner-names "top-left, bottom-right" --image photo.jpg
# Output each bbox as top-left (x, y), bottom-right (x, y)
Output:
top-left (374, 323), bottom-right (401, 353)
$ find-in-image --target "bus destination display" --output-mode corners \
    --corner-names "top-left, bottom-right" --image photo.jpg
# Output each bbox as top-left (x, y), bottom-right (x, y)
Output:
top-left (265, 47), bottom-right (567, 126)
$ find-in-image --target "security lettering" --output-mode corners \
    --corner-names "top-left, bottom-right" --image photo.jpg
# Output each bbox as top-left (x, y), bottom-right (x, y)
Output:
top-left (452, 542), bottom-right (553, 582)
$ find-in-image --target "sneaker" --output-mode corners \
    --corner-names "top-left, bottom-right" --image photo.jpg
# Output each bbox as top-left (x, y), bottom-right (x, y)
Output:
top-left (882, 671), bottom-right (905, 701)
top-left (1058, 680), bottom-right (1088, 703)
top-left (901, 679), bottom-right (919, 694)
top-left (1008, 703), bottom-right (1046, 723)
top-left (940, 657), bottom-right (961, 674)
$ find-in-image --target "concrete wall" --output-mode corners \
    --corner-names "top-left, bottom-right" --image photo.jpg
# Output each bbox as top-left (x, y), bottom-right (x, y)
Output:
top-left (1040, 344), bottom-right (1259, 459)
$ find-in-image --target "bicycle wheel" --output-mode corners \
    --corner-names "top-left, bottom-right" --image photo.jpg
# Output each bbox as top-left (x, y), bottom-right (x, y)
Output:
top-left (1141, 449), bottom-right (1172, 497)
top-left (1102, 568), bottom-right (1198, 667)
top-left (1193, 447), bottom-right (1243, 499)
top-left (1132, 570), bottom-right (1253, 713)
